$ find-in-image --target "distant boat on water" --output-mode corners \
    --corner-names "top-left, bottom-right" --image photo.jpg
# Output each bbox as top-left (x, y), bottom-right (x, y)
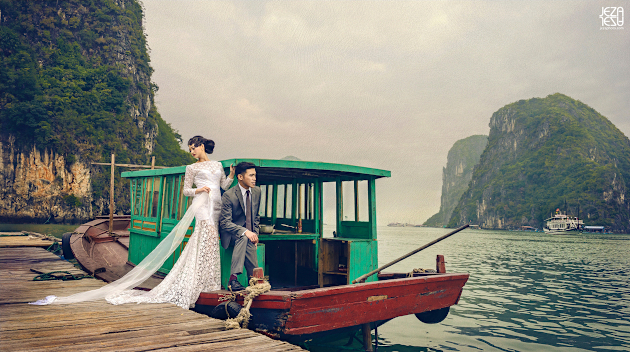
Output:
top-left (387, 222), bottom-right (424, 227)
top-left (543, 209), bottom-right (584, 235)
top-left (583, 226), bottom-right (608, 234)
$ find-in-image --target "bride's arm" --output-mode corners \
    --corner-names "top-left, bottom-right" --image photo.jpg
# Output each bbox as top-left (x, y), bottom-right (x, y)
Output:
top-left (220, 162), bottom-right (234, 190)
top-left (183, 165), bottom-right (196, 197)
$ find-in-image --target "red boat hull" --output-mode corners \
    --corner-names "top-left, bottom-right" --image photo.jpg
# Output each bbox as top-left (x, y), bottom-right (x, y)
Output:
top-left (196, 272), bottom-right (468, 337)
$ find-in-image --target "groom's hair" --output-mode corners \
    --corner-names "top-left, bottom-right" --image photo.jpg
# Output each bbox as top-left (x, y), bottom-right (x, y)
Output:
top-left (235, 162), bottom-right (256, 176)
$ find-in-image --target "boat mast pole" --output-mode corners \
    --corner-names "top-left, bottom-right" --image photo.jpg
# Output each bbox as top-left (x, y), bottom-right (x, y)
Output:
top-left (352, 224), bottom-right (469, 284)
top-left (109, 154), bottom-right (115, 235)
top-left (93, 155), bottom-right (165, 236)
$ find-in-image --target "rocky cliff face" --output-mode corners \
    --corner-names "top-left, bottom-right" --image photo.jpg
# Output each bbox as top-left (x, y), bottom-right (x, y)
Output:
top-left (448, 94), bottom-right (630, 233)
top-left (424, 135), bottom-right (487, 227)
top-left (0, 137), bottom-right (92, 223)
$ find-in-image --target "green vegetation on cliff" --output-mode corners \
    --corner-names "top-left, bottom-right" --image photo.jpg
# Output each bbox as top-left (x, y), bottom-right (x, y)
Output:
top-left (0, 0), bottom-right (194, 217)
top-left (448, 94), bottom-right (630, 233)
top-left (424, 135), bottom-right (487, 227)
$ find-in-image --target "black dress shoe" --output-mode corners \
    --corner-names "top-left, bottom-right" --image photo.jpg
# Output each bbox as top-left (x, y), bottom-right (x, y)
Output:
top-left (228, 279), bottom-right (245, 291)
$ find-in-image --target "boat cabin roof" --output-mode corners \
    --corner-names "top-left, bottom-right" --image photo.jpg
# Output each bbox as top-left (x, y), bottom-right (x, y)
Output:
top-left (121, 158), bottom-right (391, 182)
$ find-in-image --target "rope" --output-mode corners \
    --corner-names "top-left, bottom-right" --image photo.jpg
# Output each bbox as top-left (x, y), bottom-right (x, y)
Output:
top-left (218, 290), bottom-right (243, 319)
top-left (32, 270), bottom-right (93, 281)
top-left (223, 277), bottom-right (271, 330)
top-left (407, 268), bottom-right (427, 278)
top-left (46, 241), bottom-right (62, 254)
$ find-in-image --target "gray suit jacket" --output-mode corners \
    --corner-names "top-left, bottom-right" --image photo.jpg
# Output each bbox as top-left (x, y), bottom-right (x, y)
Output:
top-left (219, 185), bottom-right (261, 249)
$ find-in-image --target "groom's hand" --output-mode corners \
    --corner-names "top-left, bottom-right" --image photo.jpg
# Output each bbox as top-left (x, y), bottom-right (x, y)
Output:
top-left (244, 230), bottom-right (258, 244)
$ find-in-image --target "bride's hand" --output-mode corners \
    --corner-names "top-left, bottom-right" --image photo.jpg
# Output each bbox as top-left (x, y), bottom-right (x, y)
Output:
top-left (228, 163), bottom-right (235, 178)
top-left (195, 186), bottom-right (211, 194)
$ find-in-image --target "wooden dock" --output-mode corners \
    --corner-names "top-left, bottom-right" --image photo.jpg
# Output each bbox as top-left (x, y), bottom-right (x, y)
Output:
top-left (0, 232), bottom-right (55, 248)
top-left (0, 247), bottom-right (305, 351)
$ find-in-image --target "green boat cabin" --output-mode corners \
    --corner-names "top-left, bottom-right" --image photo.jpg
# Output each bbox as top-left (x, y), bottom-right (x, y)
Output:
top-left (121, 159), bottom-right (391, 289)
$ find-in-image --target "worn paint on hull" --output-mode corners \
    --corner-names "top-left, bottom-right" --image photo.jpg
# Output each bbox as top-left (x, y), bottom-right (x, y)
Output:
top-left (196, 273), bottom-right (468, 337)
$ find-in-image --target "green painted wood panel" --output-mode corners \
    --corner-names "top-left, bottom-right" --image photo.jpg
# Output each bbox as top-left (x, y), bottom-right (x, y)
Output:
top-left (336, 178), bottom-right (343, 237)
top-left (348, 239), bottom-right (378, 283)
top-left (368, 177), bottom-right (377, 239)
top-left (340, 221), bottom-right (371, 239)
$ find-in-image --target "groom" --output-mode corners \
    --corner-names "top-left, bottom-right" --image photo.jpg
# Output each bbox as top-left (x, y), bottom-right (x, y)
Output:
top-left (219, 162), bottom-right (260, 291)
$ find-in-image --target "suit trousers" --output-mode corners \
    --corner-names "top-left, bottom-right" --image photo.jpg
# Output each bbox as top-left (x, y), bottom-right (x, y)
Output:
top-left (230, 234), bottom-right (258, 278)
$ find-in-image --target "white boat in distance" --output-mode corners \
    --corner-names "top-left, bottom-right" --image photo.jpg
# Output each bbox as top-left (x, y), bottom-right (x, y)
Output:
top-left (543, 209), bottom-right (584, 235)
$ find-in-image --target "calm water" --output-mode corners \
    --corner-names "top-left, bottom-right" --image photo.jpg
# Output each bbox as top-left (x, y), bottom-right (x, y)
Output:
top-left (0, 223), bottom-right (77, 238)
top-left (330, 226), bottom-right (629, 352)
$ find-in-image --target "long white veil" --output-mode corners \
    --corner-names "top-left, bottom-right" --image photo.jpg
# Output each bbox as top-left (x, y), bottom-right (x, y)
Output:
top-left (30, 192), bottom-right (209, 305)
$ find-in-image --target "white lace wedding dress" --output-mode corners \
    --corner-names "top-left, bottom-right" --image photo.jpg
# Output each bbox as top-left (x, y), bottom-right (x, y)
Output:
top-left (106, 161), bottom-right (232, 308)
top-left (30, 161), bottom-right (232, 310)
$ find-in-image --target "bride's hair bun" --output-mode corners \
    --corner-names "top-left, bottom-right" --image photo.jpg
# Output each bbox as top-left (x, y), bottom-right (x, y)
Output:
top-left (188, 135), bottom-right (215, 154)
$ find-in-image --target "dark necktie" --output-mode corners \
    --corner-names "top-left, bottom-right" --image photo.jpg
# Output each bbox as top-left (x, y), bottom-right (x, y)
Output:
top-left (246, 190), bottom-right (252, 231)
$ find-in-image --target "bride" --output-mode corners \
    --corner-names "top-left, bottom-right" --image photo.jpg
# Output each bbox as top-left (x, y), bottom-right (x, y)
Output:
top-left (31, 136), bottom-right (234, 309)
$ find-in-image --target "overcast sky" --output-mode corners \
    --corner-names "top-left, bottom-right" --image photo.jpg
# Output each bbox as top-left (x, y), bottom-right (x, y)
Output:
top-left (141, 0), bottom-right (629, 225)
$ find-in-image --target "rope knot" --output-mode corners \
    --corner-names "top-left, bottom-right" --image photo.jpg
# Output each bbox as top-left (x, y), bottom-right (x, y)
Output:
top-left (224, 277), bottom-right (271, 330)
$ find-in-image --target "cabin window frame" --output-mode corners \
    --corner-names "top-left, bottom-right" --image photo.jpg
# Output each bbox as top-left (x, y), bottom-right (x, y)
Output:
top-left (129, 175), bottom-right (166, 238)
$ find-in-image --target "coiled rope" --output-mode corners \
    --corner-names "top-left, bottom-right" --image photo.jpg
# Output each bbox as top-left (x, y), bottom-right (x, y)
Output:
top-left (406, 268), bottom-right (437, 277)
top-left (31, 270), bottom-right (93, 281)
top-left (221, 277), bottom-right (271, 330)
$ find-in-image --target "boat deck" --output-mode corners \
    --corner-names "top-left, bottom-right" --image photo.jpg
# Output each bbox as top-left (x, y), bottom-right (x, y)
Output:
top-left (0, 247), bottom-right (305, 352)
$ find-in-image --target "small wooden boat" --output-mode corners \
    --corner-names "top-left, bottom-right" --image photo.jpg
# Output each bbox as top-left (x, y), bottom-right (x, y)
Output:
top-left (65, 159), bottom-right (469, 348)
top-left (64, 215), bottom-right (162, 290)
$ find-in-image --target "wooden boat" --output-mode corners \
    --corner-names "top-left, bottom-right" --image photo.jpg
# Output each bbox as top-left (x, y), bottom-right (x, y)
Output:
top-left (65, 159), bottom-right (469, 348)
top-left (63, 215), bottom-right (163, 289)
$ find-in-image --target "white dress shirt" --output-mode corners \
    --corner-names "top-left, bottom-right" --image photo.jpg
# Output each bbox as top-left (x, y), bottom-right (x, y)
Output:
top-left (238, 183), bottom-right (252, 236)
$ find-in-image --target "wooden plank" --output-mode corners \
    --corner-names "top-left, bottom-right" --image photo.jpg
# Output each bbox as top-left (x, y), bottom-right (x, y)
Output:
top-left (271, 182), bottom-right (278, 224)
top-left (0, 247), bottom-right (304, 352)
top-left (91, 162), bottom-right (168, 169)
top-left (0, 316), bottom-right (219, 349)
top-left (0, 318), bottom-right (217, 348)
top-left (0, 236), bottom-right (55, 248)
top-left (0, 307), bottom-right (206, 332)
